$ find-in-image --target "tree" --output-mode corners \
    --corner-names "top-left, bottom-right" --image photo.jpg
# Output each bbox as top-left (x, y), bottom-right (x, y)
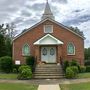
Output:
top-left (69, 26), bottom-right (84, 37)
top-left (0, 24), bottom-right (6, 36)
top-left (0, 23), bottom-right (17, 57)
top-left (6, 23), bottom-right (17, 40)
top-left (0, 34), bottom-right (6, 57)
top-left (84, 47), bottom-right (90, 60)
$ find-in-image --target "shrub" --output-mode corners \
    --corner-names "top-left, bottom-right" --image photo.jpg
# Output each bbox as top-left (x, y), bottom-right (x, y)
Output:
top-left (80, 66), bottom-right (86, 73)
top-left (70, 66), bottom-right (79, 75)
top-left (12, 68), bottom-right (17, 73)
top-left (85, 60), bottom-right (90, 66)
top-left (18, 65), bottom-right (31, 73)
top-left (86, 66), bottom-right (90, 72)
top-left (66, 67), bottom-right (75, 78)
top-left (65, 66), bottom-right (79, 79)
top-left (26, 56), bottom-right (35, 66)
top-left (70, 59), bottom-right (79, 66)
top-left (17, 65), bottom-right (32, 80)
top-left (26, 56), bottom-right (35, 72)
top-left (63, 60), bottom-right (70, 72)
top-left (0, 56), bottom-right (12, 73)
top-left (12, 65), bottom-right (21, 73)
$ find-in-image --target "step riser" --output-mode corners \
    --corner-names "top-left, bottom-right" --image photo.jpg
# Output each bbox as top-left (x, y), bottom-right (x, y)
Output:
top-left (34, 64), bottom-right (64, 79)
top-left (34, 76), bottom-right (64, 79)
top-left (35, 72), bottom-right (63, 74)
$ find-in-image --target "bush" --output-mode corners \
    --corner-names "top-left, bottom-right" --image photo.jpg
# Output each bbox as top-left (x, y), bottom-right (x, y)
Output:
top-left (86, 66), bottom-right (90, 72)
top-left (65, 66), bottom-right (79, 79)
top-left (18, 65), bottom-right (31, 73)
top-left (12, 65), bottom-right (21, 73)
top-left (85, 60), bottom-right (90, 66)
top-left (0, 56), bottom-right (12, 73)
top-left (70, 59), bottom-right (79, 66)
top-left (70, 66), bottom-right (79, 74)
top-left (17, 65), bottom-right (32, 80)
top-left (63, 60), bottom-right (70, 72)
top-left (26, 56), bottom-right (35, 66)
top-left (66, 67), bottom-right (75, 78)
top-left (80, 66), bottom-right (86, 73)
top-left (12, 68), bottom-right (17, 73)
top-left (26, 56), bottom-right (35, 72)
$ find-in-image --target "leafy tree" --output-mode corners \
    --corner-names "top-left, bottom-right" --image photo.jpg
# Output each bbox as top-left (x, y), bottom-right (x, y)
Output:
top-left (0, 24), bottom-right (6, 36)
top-left (0, 34), bottom-right (6, 57)
top-left (5, 37), bottom-right (12, 56)
top-left (69, 26), bottom-right (84, 37)
top-left (84, 47), bottom-right (90, 60)
top-left (6, 23), bottom-right (17, 40)
top-left (0, 23), bottom-right (17, 57)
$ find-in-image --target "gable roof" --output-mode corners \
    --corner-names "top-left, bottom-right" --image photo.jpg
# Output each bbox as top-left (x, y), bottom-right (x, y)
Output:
top-left (13, 18), bottom-right (85, 41)
top-left (34, 34), bottom-right (64, 45)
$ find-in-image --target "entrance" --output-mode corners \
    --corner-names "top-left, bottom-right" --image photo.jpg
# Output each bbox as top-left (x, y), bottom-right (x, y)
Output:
top-left (41, 47), bottom-right (56, 63)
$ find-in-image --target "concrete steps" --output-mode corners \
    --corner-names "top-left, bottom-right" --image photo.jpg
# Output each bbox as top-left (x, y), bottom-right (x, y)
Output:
top-left (34, 64), bottom-right (64, 79)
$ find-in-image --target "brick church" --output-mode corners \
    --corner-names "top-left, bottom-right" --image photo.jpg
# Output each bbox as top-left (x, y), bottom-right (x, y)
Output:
top-left (13, 1), bottom-right (84, 65)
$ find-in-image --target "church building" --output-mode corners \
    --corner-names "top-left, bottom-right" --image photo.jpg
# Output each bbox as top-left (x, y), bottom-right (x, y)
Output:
top-left (13, 1), bottom-right (84, 65)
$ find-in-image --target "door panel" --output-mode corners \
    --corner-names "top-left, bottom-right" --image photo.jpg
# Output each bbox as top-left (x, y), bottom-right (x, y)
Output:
top-left (41, 47), bottom-right (56, 63)
top-left (49, 47), bottom-right (56, 63)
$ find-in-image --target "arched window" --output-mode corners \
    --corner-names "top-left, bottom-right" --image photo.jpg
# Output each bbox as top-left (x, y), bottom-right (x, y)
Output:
top-left (67, 42), bottom-right (75, 55)
top-left (22, 44), bottom-right (30, 56)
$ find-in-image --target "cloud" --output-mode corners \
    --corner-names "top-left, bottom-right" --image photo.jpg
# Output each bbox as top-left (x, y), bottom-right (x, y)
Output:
top-left (62, 14), bottom-right (90, 25)
top-left (52, 0), bottom-right (67, 4)
top-left (0, 0), bottom-right (90, 47)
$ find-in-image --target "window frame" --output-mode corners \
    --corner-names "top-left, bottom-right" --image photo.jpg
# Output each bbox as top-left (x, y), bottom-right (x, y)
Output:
top-left (44, 25), bottom-right (53, 33)
top-left (67, 42), bottom-right (75, 55)
top-left (22, 44), bottom-right (30, 56)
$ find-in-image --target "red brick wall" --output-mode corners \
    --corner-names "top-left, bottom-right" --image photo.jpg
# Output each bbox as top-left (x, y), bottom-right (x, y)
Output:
top-left (13, 20), bottom-right (84, 65)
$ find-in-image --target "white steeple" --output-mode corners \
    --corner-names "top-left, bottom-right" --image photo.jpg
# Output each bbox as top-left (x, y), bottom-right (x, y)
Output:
top-left (41, 1), bottom-right (55, 20)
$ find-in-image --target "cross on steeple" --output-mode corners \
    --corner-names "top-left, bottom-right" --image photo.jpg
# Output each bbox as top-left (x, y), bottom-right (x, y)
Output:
top-left (41, 0), bottom-right (55, 20)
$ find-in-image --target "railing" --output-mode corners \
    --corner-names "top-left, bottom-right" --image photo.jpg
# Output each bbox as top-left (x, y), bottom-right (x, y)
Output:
top-left (60, 56), bottom-right (64, 68)
top-left (32, 56), bottom-right (37, 73)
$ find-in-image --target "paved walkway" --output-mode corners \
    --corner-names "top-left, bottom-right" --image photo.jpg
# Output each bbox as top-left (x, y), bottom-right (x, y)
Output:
top-left (38, 84), bottom-right (60, 90)
top-left (0, 78), bottom-right (90, 85)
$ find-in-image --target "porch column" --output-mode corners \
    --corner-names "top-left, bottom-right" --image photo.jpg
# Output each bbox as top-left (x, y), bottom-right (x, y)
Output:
top-left (35, 46), bottom-right (40, 64)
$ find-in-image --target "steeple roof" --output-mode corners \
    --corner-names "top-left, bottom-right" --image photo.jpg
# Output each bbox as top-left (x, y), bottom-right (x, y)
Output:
top-left (41, 1), bottom-right (55, 20)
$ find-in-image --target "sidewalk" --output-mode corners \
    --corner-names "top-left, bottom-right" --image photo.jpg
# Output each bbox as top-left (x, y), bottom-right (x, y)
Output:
top-left (0, 78), bottom-right (90, 85)
top-left (38, 84), bottom-right (60, 90)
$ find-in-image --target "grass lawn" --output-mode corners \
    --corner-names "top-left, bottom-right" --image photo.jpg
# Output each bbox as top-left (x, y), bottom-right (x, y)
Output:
top-left (78, 73), bottom-right (90, 78)
top-left (60, 82), bottom-right (90, 90)
top-left (0, 83), bottom-right (38, 90)
top-left (0, 74), bottom-right (17, 79)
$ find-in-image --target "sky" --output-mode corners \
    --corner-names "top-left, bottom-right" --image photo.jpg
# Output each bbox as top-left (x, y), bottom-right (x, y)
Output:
top-left (0, 0), bottom-right (90, 48)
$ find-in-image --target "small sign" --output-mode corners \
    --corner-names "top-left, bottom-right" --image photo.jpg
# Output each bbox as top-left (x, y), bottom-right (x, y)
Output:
top-left (15, 60), bottom-right (20, 65)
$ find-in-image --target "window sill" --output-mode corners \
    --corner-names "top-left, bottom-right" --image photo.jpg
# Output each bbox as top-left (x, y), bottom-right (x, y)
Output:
top-left (22, 54), bottom-right (30, 57)
top-left (67, 54), bottom-right (75, 56)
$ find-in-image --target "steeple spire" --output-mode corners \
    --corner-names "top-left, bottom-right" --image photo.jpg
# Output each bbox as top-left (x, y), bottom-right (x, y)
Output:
top-left (41, 1), bottom-right (55, 20)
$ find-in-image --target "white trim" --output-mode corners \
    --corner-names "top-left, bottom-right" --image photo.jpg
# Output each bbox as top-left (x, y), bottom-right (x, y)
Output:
top-left (67, 42), bottom-right (75, 55)
top-left (22, 43), bottom-right (30, 56)
top-left (44, 25), bottom-right (53, 33)
top-left (13, 18), bottom-right (85, 41)
top-left (34, 34), bottom-right (64, 45)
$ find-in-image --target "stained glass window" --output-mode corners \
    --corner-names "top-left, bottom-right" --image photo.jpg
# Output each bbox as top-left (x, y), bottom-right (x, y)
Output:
top-left (67, 43), bottom-right (75, 55)
top-left (50, 48), bottom-right (55, 55)
top-left (22, 44), bottom-right (30, 56)
top-left (42, 48), bottom-right (47, 55)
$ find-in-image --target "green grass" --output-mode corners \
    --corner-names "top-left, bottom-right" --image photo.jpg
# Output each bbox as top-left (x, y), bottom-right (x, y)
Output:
top-left (60, 82), bottom-right (90, 90)
top-left (78, 73), bottom-right (90, 78)
top-left (0, 83), bottom-right (38, 90)
top-left (0, 74), bottom-right (17, 79)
